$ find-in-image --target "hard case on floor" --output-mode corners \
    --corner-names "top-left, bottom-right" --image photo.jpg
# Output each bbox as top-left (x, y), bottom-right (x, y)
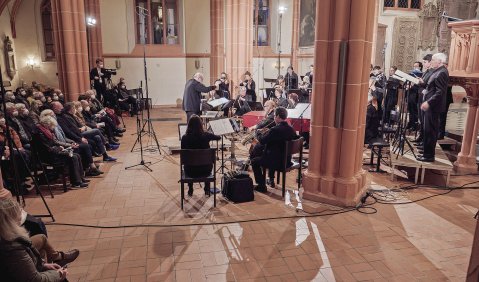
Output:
top-left (221, 174), bottom-right (254, 203)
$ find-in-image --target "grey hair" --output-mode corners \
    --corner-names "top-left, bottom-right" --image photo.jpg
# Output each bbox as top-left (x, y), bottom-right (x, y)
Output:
top-left (193, 72), bottom-right (204, 81)
top-left (14, 103), bottom-right (26, 110)
top-left (5, 102), bottom-right (15, 110)
top-left (40, 109), bottom-right (54, 119)
top-left (39, 115), bottom-right (58, 128)
top-left (432, 53), bottom-right (448, 64)
top-left (0, 198), bottom-right (29, 241)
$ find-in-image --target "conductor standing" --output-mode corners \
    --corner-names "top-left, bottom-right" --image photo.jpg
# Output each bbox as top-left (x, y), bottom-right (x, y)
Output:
top-left (182, 73), bottom-right (217, 121)
top-left (417, 53), bottom-right (449, 162)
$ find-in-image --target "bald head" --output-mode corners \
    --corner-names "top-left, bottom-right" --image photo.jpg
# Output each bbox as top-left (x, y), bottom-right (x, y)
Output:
top-left (51, 102), bottom-right (63, 114)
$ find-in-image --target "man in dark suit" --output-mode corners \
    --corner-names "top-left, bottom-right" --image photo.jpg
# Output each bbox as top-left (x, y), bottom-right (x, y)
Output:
top-left (90, 59), bottom-right (107, 103)
top-left (251, 107), bottom-right (298, 192)
top-left (182, 72), bottom-right (217, 121)
top-left (305, 64), bottom-right (314, 84)
top-left (417, 53), bottom-right (449, 162)
top-left (414, 54), bottom-right (434, 144)
top-left (284, 66), bottom-right (299, 90)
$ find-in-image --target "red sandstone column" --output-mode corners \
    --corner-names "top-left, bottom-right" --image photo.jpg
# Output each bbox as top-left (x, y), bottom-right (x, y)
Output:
top-left (302, 0), bottom-right (375, 207)
top-left (85, 0), bottom-right (103, 70)
top-left (210, 0), bottom-right (225, 84)
top-left (51, 0), bottom-right (90, 101)
top-left (224, 0), bottom-right (254, 90)
top-left (454, 95), bottom-right (479, 173)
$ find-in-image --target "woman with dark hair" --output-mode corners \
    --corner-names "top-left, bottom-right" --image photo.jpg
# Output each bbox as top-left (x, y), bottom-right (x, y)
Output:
top-left (240, 71), bottom-right (256, 102)
top-left (180, 115), bottom-right (220, 197)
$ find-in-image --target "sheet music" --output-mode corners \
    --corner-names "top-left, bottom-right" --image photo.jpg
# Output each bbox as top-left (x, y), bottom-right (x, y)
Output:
top-left (287, 103), bottom-right (311, 119)
top-left (178, 125), bottom-right (187, 140)
top-left (207, 97), bottom-right (229, 108)
top-left (209, 118), bottom-right (235, 135)
top-left (395, 69), bottom-right (419, 84)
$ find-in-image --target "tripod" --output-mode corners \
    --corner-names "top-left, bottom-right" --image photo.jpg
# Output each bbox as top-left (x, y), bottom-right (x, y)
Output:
top-left (125, 98), bottom-right (152, 172)
top-left (391, 81), bottom-right (416, 159)
top-left (130, 6), bottom-right (161, 154)
top-left (0, 66), bottom-right (54, 221)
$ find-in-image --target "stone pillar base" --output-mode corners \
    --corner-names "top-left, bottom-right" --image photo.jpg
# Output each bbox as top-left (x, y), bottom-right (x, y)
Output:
top-left (302, 170), bottom-right (368, 207)
top-left (454, 157), bottom-right (478, 174)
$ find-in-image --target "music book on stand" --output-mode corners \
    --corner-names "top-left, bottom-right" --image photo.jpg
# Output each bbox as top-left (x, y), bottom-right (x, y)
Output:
top-left (287, 103), bottom-right (311, 119)
top-left (209, 118), bottom-right (235, 136)
top-left (207, 97), bottom-right (230, 108)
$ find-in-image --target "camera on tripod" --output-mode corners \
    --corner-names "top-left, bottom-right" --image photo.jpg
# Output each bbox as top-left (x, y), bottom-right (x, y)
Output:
top-left (103, 68), bottom-right (117, 79)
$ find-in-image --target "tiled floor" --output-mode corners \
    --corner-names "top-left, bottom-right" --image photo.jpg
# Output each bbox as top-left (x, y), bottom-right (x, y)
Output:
top-left (24, 108), bottom-right (478, 282)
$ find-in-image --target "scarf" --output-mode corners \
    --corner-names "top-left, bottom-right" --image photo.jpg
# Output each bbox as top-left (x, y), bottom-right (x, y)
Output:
top-left (37, 124), bottom-right (54, 141)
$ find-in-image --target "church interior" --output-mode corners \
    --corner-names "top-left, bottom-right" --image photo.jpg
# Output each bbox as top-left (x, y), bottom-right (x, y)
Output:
top-left (0, 0), bottom-right (479, 281)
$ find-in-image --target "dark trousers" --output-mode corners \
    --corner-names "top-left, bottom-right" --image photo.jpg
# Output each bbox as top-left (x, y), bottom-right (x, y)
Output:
top-left (407, 93), bottom-right (418, 129)
top-left (438, 103), bottom-right (451, 139)
top-left (383, 90), bottom-right (397, 124)
top-left (250, 144), bottom-right (275, 186)
top-left (417, 95), bottom-right (425, 140)
top-left (422, 110), bottom-right (440, 158)
top-left (186, 111), bottom-right (201, 121)
top-left (82, 129), bottom-right (106, 155)
top-left (185, 165), bottom-right (212, 192)
top-left (119, 96), bottom-right (138, 114)
top-left (74, 143), bottom-right (93, 169)
top-left (57, 153), bottom-right (84, 184)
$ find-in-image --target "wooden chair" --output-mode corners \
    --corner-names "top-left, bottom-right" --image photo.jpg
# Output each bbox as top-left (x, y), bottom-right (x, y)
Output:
top-left (179, 149), bottom-right (217, 210)
top-left (271, 137), bottom-right (304, 198)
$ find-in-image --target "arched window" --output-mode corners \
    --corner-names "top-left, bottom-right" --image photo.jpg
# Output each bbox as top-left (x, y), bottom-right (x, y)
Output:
top-left (41, 0), bottom-right (55, 60)
top-left (253, 0), bottom-right (270, 46)
top-left (135, 0), bottom-right (179, 45)
top-left (384, 0), bottom-right (421, 10)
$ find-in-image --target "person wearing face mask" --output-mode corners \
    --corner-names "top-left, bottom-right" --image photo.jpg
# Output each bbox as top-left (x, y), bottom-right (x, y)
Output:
top-left (53, 89), bottom-right (65, 105)
top-left (406, 61), bottom-right (423, 130)
top-left (240, 71), bottom-right (256, 102)
top-left (413, 54), bottom-right (434, 145)
top-left (16, 104), bottom-right (36, 139)
top-left (5, 103), bottom-right (31, 148)
top-left (29, 100), bottom-right (43, 125)
top-left (4, 91), bottom-right (15, 103)
top-left (77, 101), bottom-right (119, 145)
top-left (218, 72), bottom-right (230, 99)
top-left (116, 82), bottom-right (138, 116)
top-left (14, 88), bottom-right (30, 109)
top-left (90, 58), bottom-right (107, 103)
top-left (182, 72), bottom-right (217, 121)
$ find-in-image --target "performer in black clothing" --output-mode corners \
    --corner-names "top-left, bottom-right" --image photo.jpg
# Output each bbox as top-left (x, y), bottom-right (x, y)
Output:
top-left (248, 100), bottom-right (276, 132)
top-left (365, 96), bottom-right (380, 144)
top-left (415, 54), bottom-right (434, 144)
top-left (417, 53), bottom-right (449, 162)
top-left (89, 59), bottom-right (107, 102)
top-left (305, 64), bottom-right (314, 85)
top-left (406, 62), bottom-right (423, 130)
top-left (250, 107), bottom-right (298, 192)
top-left (218, 72), bottom-right (231, 99)
top-left (240, 71), bottom-right (256, 102)
top-left (182, 73), bottom-right (217, 121)
top-left (438, 63), bottom-right (453, 140)
top-left (284, 66), bottom-right (299, 90)
top-left (180, 115), bottom-right (221, 196)
top-left (383, 66), bottom-right (401, 125)
top-left (232, 86), bottom-right (252, 116)
top-left (274, 87), bottom-right (289, 108)
top-left (369, 66), bottom-right (386, 120)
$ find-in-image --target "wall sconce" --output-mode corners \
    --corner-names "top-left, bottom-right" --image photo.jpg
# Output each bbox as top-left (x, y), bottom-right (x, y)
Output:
top-left (26, 57), bottom-right (39, 69)
top-left (86, 17), bottom-right (97, 26)
top-left (274, 62), bottom-right (285, 70)
top-left (195, 59), bottom-right (200, 70)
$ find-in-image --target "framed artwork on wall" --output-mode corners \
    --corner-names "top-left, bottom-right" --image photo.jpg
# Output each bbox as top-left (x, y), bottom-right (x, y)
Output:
top-left (299, 0), bottom-right (316, 48)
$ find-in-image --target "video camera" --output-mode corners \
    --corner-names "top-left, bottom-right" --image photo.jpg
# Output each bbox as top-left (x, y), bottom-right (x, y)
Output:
top-left (103, 68), bottom-right (117, 79)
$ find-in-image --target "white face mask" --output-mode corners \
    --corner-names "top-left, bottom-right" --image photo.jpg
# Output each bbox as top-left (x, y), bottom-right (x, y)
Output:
top-left (12, 111), bottom-right (19, 117)
top-left (121, 85), bottom-right (126, 89)
top-left (91, 95), bottom-right (96, 100)
top-left (99, 64), bottom-right (104, 68)
top-left (20, 91), bottom-right (26, 96)
top-left (77, 107), bottom-right (83, 113)
top-left (40, 97), bottom-right (46, 102)
top-left (53, 95), bottom-right (59, 101)
top-left (23, 110), bottom-right (29, 116)
top-left (85, 107), bottom-right (90, 112)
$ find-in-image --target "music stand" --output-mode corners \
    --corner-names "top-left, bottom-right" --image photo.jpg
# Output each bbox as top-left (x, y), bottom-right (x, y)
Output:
top-left (209, 118), bottom-right (235, 175)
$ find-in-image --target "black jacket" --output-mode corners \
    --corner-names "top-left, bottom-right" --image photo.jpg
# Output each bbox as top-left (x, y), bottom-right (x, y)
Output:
top-left (365, 104), bottom-right (380, 144)
top-left (90, 67), bottom-right (107, 89)
top-left (56, 113), bottom-right (83, 143)
top-left (423, 66), bottom-right (449, 114)
top-left (181, 132), bottom-right (221, 177)
top-left (258, 121), bottom-right (298, 170)
top-left (285, 72), bottom-right (299, 89)
top-left (182, 79), bottom-right (215, 112)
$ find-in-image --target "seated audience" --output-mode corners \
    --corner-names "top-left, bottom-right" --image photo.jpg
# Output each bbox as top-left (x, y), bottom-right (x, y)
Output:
top-left (78, 101), bottom-right (119, 145)
top-left (14, 87), bottom-right (30, 109)
top-left (40, 110), bottom-right (103, 177)
top-left (116, 82), bottom-right (138, 116)
top-left (0, 197), bottom-right (75, 281)
top-left (16, 103), bottom-right (36, 139)
top-left (29, 100), bottom-right (43, 125)
top-left (181, 115), bottom-right (220, 197)
top-left (35, 116), bottom-right (88, 187)
top-left (5, 102), bottom-right (31, 148)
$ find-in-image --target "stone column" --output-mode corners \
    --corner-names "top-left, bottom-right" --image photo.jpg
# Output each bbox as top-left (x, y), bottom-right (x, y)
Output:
top-left (85, 0), bottom-right (103, 70)
top-left (210, 0), bottom-right (225, 84)
top-left (454, 93), bottom-right (479, 173)
top-left (51, 0), bottom-right (90, 101)
top-left (302, 0), bottom-right (375, 207)
top-left (224, 0), bottom-right (254, 90)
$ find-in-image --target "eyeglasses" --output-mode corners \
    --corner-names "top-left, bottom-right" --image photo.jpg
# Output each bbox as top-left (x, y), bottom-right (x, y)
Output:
top-left (221, 77), bottom-right (226, 79)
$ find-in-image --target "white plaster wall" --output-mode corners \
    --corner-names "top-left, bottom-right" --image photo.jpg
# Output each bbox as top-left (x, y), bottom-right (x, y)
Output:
top-left (105, 57), bottom-right (186, 106)
top-left (0, 0), bottom-right (59, 89)
top-left (186, 57), bottom-right (210, 83)
top-left (0, 3), bottom-right (19, 88)
top-left (100, 0), bottom-right (131, 54)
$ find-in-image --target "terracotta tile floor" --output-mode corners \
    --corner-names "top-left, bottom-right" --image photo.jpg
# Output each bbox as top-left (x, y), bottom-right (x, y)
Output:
top-left (23, 108), bottom-right (478, 282)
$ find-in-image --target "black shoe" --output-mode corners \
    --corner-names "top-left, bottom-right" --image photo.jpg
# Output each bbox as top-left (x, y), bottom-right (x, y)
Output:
top-left (109, 139), bottom-right (120, 146)
top-left (85, 169), bottom-right (101, 177)
top-left (53, 249), bottom-right (80, 267)
top-left (81, 178), bottom-right (91, 183)
top-left (93, 152), bottom-right (102, 157)
top-left (187, 188), bottom-right (193, 197)
top-left (418, 149), bottom-right (424, 154)
top-left (254, 185), bottom-right (267, 193)
top-left (204, 187), bottom-right (210, 197)
top-left (114, 132), bottom-right (123, 137)
top-left (266, 178), bottom-right (275, 188)
top-left (71, 182), bottom-right (88, 188)
top-left (117, 128), bottom-right (126, 133)
top-left (417, 156), bottom-right (434, 162)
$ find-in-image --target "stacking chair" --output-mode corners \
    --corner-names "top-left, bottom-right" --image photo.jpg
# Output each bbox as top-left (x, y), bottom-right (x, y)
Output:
top-left (179, 149), bottom-right (217, 210)
top-left (268, 137), bottom-right (304, 198)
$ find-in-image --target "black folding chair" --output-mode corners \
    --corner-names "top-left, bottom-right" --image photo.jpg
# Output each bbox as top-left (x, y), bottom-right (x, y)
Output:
top-left (179, 149), bottom-right (217, 210)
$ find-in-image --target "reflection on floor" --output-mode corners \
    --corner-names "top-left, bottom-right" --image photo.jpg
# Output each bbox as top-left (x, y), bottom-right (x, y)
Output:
top-left (24, 108), bottom-right (478, 281)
